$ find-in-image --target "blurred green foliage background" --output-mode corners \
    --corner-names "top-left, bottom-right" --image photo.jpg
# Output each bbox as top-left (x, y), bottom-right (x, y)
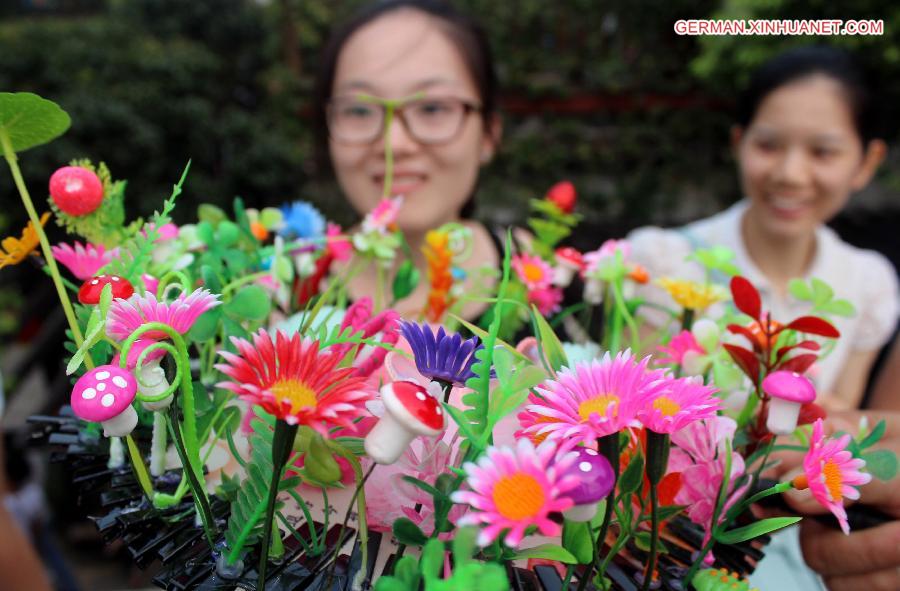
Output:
top-left (1, 0), bottom-right (898, 340)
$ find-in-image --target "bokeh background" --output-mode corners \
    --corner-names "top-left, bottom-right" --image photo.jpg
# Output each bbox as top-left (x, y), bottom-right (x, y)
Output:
top-left (0, 1), bottom-right (898, 589)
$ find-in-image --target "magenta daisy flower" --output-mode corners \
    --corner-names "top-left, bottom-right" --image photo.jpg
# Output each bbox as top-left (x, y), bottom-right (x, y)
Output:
top-left (450, 439), bottom-right (579, 547)
top-left (794, 419), bottom-right (871, 534)
top-left (51, 241), bottom-right (118, 280)
top-left (512, 253), bottom-right (553, 290)
top-left (637, 375), bottom-right (720, 434)
top-left (106, 288), bottom-right (220, 341)
top-left (215, 329), bottom-right (374, 433)
top-left (520, 351), bottom-right (667, 446)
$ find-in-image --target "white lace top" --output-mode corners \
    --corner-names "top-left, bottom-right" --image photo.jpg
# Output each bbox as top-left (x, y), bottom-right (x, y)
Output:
top-left (627, 200), bottom-right (899, 397)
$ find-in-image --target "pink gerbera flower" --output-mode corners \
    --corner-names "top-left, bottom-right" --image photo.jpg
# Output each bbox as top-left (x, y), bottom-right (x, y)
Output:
top-left (637, 375), bottom-right (720, 434)
top-left (326, 222), bottom-right (353, 261)
top-left (582, 239), bottom-right (630, 277)
top-left (51, 241), bottom-right (118, 280)
top-left (656, 330), bottom-right (705, 366)
top-left (528, 285), bottom-right (563, 316)
top-left (215, 329), bottom-right (374, 433)
top-left (512, 253), bottom-right (553, 290)
top-left (450, 439), bottom-right (579, 547)
top-left (106, 288), bottom-right (220, 340)
top-left (519, 351), bottom-right (667, 446)
top-left (794, 419), bottom-right (871, 534)
top-left (361, 196), bottom-right (403, 233)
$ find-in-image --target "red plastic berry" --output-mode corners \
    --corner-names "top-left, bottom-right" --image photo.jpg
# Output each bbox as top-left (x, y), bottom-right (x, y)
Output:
top-left (78, 275), bottom-right (134, 305)
top-left (545, 181), bottom-right (576, 213)
top-left (49, 166), bottom-right (104, 216)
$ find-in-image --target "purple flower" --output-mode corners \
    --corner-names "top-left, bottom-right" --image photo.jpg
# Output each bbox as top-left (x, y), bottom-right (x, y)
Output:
top-left (400, 322), bottom-right (484, 386)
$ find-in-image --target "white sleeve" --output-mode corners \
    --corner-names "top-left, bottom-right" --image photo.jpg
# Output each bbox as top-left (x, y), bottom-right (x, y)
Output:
top-left (852, 251), bottom-right (899, 351)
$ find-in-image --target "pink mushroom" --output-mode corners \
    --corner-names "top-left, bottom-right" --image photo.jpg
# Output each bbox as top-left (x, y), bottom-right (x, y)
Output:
top-left (553, 247), bottom-right (584, 287)
top-left (364, 381), bottom-right (446, 465)
top-left (562, 447), bottom-right (615, 522)
top-left (71, 365), bottom-right (138, 437)
top-left (763, 370), bottom-right (817, 435)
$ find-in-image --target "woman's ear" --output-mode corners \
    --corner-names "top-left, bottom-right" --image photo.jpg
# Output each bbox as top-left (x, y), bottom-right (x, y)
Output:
top-left (851, 138), bottom-right (887, 191)
top-left (480, 114), bottom-right (502, 164)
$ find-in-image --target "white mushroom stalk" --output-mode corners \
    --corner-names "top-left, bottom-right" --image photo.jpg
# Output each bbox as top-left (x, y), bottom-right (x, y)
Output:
top-left (762, 370), bottom-right (817, 435)
top-left (365, 381), bottom-right (446, 465)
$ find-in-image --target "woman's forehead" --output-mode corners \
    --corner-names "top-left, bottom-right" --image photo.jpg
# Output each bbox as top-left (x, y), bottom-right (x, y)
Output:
top-left (333, 10), bottom-right (477, 99)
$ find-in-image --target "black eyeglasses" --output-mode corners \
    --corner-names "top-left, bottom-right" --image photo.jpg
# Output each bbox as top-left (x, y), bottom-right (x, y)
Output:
top-left (326, 94), bottom-right (481, 145)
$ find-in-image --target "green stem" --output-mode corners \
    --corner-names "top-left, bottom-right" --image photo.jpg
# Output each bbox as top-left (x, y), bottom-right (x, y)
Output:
top-left (611, 278), bottom-right (640, 353)
top-left (0, 127), bottom-right (92, 368)
top-left (681, 308), bottom-right (695, 332)
top-left (684, 438), bottom-right (734, 586)
top-left (222, 271), bottom-right (269, 297)
top-left (642, 484), bottom-right (659, 591)
top-left (124, 434), bottom-right (153, 500)
top-left (579, 434), bottom-right (620, 591)
top-left (257, 420), bottom-right (299, 588)
top-left (642, 431), bottom-right (669, 591)
top-left (166, 411), bottom-right (216, 547)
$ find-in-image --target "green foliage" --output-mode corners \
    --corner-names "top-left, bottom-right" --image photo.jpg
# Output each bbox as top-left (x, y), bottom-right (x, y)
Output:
top-left (0, 92), bottom-right (70, 153)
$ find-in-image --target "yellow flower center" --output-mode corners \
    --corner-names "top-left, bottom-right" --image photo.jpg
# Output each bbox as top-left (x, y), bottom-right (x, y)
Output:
top-left (492, 473), bottom-right (545, 520)
top-left (578, 394), bottom-right (619, 421)
top-left (522, 262), bottom-right (545, 283)
top-left (652, 396), bottom-right (681, 417)
top-left (271, 379), bottom-right (317, 412)
top-left (822, 459), bottom-right (843, 502)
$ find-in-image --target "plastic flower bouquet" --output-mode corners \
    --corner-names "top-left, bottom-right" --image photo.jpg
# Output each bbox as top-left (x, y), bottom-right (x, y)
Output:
top-left (5, 93), bottom-right (898, 591)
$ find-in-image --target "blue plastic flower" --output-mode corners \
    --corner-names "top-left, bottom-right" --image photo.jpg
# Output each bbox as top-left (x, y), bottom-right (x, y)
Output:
top-left (279, 201), bottom-right (326, 240)
top-left (400, 321), bottom-right (484, 386)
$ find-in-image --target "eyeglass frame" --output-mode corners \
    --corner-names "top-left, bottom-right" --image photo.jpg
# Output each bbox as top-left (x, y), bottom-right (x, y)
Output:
top-left (325, 92), bottom-right (483, 146)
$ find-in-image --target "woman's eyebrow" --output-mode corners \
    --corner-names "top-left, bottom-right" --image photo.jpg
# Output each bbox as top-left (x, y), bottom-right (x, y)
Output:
top-left (334, 77), bottom-right (460, 96)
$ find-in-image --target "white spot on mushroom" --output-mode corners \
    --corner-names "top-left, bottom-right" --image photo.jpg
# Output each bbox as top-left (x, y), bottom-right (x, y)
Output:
top-left (97, 382), bottom-right (106, 392)
top-left (579, 461), bottom-right (593, 472)
top-left (585, 449), bottom-right (598, 455)
top-left (435, 406), bottom-right (442, 415)
top-left (112, 376), bottom-right (128, 388)
top-left (91, 279), bottom-right (99, 285)
top-left (82, 388), bottom-right (97, 400)
top-left (416, 392), bottom-right (426, 401)
top-left (112, 276), bottom-right (120, 281)
top-left (96, 370), bottom-right (110, 380)
top-left (101, 393), bottom-right (116, 407)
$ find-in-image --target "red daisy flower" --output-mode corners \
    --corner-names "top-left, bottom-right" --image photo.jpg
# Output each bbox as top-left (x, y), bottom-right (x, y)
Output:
top-left (215, 329), bottom-right (374, 433)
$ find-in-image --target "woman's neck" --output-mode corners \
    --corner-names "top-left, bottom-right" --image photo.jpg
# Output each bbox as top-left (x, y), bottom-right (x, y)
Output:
top-left (741, 210), bottom-right (817, 295)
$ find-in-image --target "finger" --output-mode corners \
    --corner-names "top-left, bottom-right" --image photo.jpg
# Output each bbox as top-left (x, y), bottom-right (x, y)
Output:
top-left (824, 568), bottom-right (900, 591)
top-left (827, 410), bottom-right (900, 440)
top-left (800, 517), bottom-right (900, 577)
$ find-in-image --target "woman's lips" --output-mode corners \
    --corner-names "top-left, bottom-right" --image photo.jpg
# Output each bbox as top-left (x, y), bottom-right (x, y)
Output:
top-left (374, 174), bottom-right (426, 196)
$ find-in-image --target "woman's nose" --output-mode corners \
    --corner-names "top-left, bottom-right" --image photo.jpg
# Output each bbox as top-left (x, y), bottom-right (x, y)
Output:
top-left (379, 112), bottom-right (418, 156)
top-left (772, 147), bottom-right (811, 186)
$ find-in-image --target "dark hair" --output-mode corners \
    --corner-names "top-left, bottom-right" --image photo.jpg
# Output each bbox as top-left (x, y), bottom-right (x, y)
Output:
top-left (737, 45), bottom-right (878, 144)
top-left (312, 0), bottom-right (499, 218)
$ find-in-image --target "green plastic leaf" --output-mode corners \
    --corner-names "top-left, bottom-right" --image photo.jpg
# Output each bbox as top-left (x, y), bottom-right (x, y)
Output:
top-left (531, 305), bottom-right (568, 371)
top-left (197, 204), bottom-right (228, 225)
top-left (187, 307), bottom-right (222, 343)
top-left (443, 402), bottom-right (478, 443)
top-left (788, 279), bottom-right (812, 301)
top-left (859, 420), bottom-right (887, 450)
top-left (392, 260), bottom-right (420, 302)
top-left (224, 284), bottom-right (271, 321)
top-left (618, 454), bottom-right (645, 496)
top-left (634, 530), bottom-right (652, 552)
top-left (861, 449), bottom-right (899, 481)
top-left (217, 220), bottom-right (240, 248)
top-left (420, 539), bottom-right (445, 579)
top-left (302, 432), bottom-right (342, 485)
top-left (819, 299), bottom-right (855, 317)
top-left (715, 516), bottom-right (801, 544)
top-left (200, 265), bottom-right (223, 294)
top-left (0, 92), bottom-right (70, 153)
top-left (259, 207), bottom-right (283, 228)
top-left (511, 544), bottom-right (577, 564)
top-left (811, 278), bottom-right (834, 306)
top-left (562, 520), bottom-right (593, 564)
top-left (401, 476), bottom-right (444, 501)
top-left (392, 517), bottom-right (428, 547)
top-left (451, 526), bottom-right (479, 565)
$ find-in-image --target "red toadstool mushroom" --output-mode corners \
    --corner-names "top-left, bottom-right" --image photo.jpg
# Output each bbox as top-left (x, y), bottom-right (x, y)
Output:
top-left (364, 380), bottom-right (446, 465)
top-left (553, 247), bottom-right (584, 287)
top-left (71, 365), bottom-right (138, 437)
top-left (78, 274), bottom-right (134, 305)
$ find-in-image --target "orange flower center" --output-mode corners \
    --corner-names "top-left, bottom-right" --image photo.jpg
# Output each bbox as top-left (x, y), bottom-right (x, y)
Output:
top-left (822, 459), bottom-right (843, 502)
top-left (522, 262), bottom-right (545, 283)
top-left (271, 379), bottom-right (317, 412)
top-left (579, 394), bottom-right (619, 421)
top-left (652, 396), bottom-right (681, 417)
top-left (492, 473), bottom-right (545, 520)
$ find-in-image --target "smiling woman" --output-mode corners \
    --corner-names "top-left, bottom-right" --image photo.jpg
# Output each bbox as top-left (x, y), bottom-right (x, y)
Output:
top-left (627, 46), bottom-right (899, 413)
top-left (311, 0), bottom-right (510, 319)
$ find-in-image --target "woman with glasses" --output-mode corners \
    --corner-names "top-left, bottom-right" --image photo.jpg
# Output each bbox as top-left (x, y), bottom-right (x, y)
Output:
top-left (312, 0), bottom-right (509, 319)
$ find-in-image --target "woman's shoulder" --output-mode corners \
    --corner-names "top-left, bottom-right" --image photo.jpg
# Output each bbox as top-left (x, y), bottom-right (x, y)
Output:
top-left (819, 226), bottom-right (898, 291)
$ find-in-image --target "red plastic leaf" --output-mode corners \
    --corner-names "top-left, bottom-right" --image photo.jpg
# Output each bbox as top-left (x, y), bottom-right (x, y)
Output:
top-left (724, 343), bottom-right (760, 382)
top-left (774, 340), bottom-right (821, 364)
top-left (777, 353), bottom-right (818, 374)
top-left (727, 324), bottom-right (763, 353)
top-left (798, 402), bottom-right (827, 426)
top-left (780, 316), bottom-right (840, 338)
top-left (730, 276), bottom-right (761, 321)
